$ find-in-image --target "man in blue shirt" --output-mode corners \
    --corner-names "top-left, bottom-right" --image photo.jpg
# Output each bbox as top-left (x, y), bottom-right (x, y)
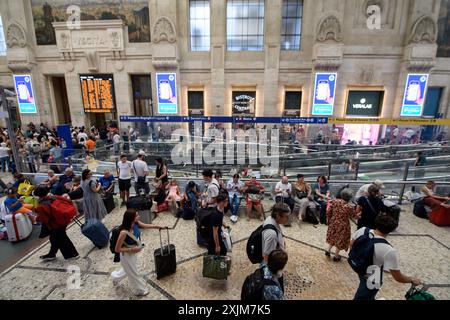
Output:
top-left (99, 170), bottom-right (115, 195)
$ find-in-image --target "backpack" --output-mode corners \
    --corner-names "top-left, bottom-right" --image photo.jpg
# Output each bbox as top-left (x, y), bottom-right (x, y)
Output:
top-left (109, 226), bottom-right (121, 254)
top-left (246, 224), bottom-right (279, 264)
top-left (241, 268), bottom-right (278, 301)
top-left (40, 197), bottom-right (77, 229)
top-left (348, 228), bottom-right (389, 276)
top-left (195, 207), bottom-right (215, 239)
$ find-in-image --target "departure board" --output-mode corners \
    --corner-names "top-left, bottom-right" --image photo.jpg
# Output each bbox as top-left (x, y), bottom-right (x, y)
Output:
top-left (79, 74), bottom-right (116, 113)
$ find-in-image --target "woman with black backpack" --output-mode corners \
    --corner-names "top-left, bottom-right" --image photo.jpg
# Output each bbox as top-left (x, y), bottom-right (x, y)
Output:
top-left (111, 209), bottom-right (167, 296)
top-left (356, 185), bottom-right (386, 230)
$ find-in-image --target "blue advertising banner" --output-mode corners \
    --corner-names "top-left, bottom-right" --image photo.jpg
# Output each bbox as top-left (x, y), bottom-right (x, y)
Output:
top-left (400, 74), bottom-right (429, 117)
top-left (13, 74), bottom-right (37, 113)
top-left (156, 73), bottom-right (178, 114)
top-left (57, 124), bottom-right (74, 158)
top-left (120, 115), bottom-right (329, 124)
top-left (312, 73), bottom-right (337, 116)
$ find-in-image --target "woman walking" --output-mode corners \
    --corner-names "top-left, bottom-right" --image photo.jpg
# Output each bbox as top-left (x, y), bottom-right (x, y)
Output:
top-left (325, 188), bottom-right (359, 261)
top-left (81, 169), bottom-right (107, 221)
top-left (111, 209), bottom-right (167, 296)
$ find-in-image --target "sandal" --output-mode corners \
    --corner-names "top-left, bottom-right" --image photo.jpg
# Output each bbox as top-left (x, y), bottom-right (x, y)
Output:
top-left (333, 256), bottom-right (342, 262)
top-left (325, 251), bottom-right (331, 257)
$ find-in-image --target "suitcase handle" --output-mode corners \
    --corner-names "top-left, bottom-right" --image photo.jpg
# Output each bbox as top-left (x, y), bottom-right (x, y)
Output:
top-left (159, 228), bottom-right (171, 256)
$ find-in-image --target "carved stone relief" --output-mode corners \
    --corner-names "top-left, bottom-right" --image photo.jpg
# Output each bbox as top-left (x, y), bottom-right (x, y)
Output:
top-left (85, 50), bottom-right (99, 72)
top-left (6, 21), bottom-right (27, 48)
top-left (152, 17), bottom-right (177, 43)
top-left (410, 16), bottom-right (437, 44)
top-left (316, 16), bottom-right (343, 42)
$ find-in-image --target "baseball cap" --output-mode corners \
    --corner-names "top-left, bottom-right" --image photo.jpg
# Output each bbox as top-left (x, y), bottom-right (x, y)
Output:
top-left (373, 179), bottom-right (385, 189)
top-left (138, 150), bottom-right (146, 156)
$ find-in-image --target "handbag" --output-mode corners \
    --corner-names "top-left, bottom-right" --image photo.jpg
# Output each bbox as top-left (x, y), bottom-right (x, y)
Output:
top-left (202, 254), bottom-right (231, 280)
top-left (133, 162), bottom-right (147, 185)
top-left (18, 180), bottom-right (35, 196)
top-left (222, 228), bottom-right (232, 252)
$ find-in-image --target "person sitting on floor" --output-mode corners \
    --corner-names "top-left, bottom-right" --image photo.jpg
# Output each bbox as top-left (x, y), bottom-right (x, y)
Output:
top-left (421, 180), bottom-right (450, 209)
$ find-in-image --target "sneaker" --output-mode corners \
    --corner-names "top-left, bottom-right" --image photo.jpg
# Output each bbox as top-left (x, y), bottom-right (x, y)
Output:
top-left (65, 255), bottom-right (80, 261)
top-left (39, 254), bottom-right (56, 262)
top-left (135, 290), bottom-right (149, 297)
top-left (230, 215), bottom-right (238, 223)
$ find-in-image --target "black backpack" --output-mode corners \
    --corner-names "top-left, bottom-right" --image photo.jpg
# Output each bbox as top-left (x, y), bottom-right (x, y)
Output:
top-left (241, 268), bottom-right (278, 301)
top-left (195, 207), bottom-right (215, 239)
top-left (348, 228), bottom-right (389, 276)
top-left (246, 224), bottom-right (279, 264)
top-left (109, 226), bottom-right (121, 254)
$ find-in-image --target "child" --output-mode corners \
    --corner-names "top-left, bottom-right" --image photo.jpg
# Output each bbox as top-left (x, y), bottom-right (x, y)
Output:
top-left (166, 179), bottom-right (182, 215)
top-left (4, 187), bottom-right (37, 224)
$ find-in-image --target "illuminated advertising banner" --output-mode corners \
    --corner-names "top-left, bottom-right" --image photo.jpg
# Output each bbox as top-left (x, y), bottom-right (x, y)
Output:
top-left (156, 73), bottom-right (178, 114)
top-left (79, 74), bottom-right (116, 113)
top-left (400, 73), bottom-right (429, 117)
top-left (312, 73), bottom-right (337, 116)
top-left (13, 75), bottom-right (37, 113)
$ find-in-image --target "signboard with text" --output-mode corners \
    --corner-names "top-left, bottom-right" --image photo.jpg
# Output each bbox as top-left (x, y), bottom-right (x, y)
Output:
top-left (400, 73), bottom-right (429, 117)
top-left (13, 75), bottom-right (37, 113)
top-left (232, 91), bottom-right (256, 115)
top-left (80, 74), bottom-right (116, 113)
top-left (156, 73), bottom-right (178, 114)
top-left (346, 91), bottom-right (384, 117)
top-left (312, 73), bottom-right (337, 116)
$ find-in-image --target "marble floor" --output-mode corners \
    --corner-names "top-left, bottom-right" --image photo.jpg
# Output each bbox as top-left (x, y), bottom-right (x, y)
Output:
top-left (0, 199), bottom-right (449, 300)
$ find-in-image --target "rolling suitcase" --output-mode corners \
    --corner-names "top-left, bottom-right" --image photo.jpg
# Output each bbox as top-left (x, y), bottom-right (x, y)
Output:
top-left (5, 213), bottom-right (33, 242)
top-left (154, 228), bottom-right (176, 279)
top-left (74, 218), bottom-right (109, 248)
top-left (429, 207), bottom-right (450, 226)
top-left (138, 210), bottom-right (153, 224)
top-left (102, 192), bottom-right (116, 214)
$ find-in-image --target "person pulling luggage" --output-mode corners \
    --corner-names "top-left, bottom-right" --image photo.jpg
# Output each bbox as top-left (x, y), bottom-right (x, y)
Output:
top-left (111, 209), bottom-right (168, 296)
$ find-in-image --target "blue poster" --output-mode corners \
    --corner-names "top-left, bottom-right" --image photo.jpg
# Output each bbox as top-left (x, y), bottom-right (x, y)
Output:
top-left (156, 73), bottom-right (178, 114)
top-left (401, 74), bottom-right (429, 117)
top-left (312, 73), bottom-right (337, 116)
top-left (13, 74), bottom-right (37, 113)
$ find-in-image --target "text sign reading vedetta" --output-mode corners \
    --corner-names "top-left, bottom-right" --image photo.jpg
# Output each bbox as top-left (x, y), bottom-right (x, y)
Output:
top-left (401, 74), bottom-right (429, 117)
top-left (13, 74), bottom-right (37, 113)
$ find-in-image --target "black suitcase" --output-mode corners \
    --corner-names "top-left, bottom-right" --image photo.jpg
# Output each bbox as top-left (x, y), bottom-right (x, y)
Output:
top-left (154, 228), bottom-right (176, 279)
top-left (102, 192), bottom-right (116, 214)
top-left (413, 200), bottom-right (428, 219)
top-left (127, 195), bottom-right (152, 211)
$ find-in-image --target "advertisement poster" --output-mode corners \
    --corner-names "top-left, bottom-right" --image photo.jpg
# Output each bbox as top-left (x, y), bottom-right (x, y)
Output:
top-left (401, 74), bottom-right (429, 117)
top-left (13, 75), bottom-right (37, 113)
top-left (312, 73), bottom-right (337, 116)
top-left (156, 73), bottom-right (178, 114)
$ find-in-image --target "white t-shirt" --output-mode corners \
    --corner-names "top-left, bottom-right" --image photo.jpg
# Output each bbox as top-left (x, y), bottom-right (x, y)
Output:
top-left (351, 228), bottom-right (399, 273)
top-left (205, 178), bottom-right (220, 207)
top-left (392, 128), bottom-right (399, 137)
top-left (0, 146), bottom-right (10, 158)
top-left (117, 160), bottom-right (132, 180)
top-left (275, 181), bottom-right (292, 198)
top-left (77, 132), bottom-right (88, 141)
top-left (355, 184), bottom-right (371, 200)
top-left (113, 134), bottom-right (121, 144)
top-left (405, 129), bottom-right (415, 139)
top-left (131, 159), bottom-right (148, 181)
top-left (226, 179), bottom-right (244, 198)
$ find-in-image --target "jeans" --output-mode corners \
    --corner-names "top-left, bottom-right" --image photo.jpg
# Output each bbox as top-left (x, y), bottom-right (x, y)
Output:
top-left (229, 194), bottom-right (241, 216)
top-left (0, 156), bottom-right (10, 172)
top-left (316, 199), bottom-right (327, 224)
top-left (354, 276), bottom-right (379, 300)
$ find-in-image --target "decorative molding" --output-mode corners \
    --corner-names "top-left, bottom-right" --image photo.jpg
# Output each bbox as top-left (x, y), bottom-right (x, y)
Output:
top-left (152, 57), bottom-right (179, 69)
top-left (316, 15), bottom-right (343, 42)
top-left (405, 60), bottom-right (436, 73)
top-left (152, 17), bottom-right (177, 43)
top-left (409, 15), bottom-right (437, 44)
top-left (313, 58), bottom-right (342, 71)
top-left (7, 62), bottom-right (34, 72)
top-left (6, 21), bottom-right (27, 48)
top-left (85, 50), bottom-right (99, 72)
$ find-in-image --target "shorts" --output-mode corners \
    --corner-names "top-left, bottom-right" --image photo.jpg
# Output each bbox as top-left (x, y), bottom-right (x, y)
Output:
top-left (118, 179), bottom-right (131, 192)
top-left (246, 196), bottom-right (261, 206)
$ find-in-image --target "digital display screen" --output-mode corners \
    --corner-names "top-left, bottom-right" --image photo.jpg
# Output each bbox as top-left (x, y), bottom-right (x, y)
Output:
top-left (312, 73), bottom-right (337, 116)
top-left (13, 74), bottom-right (37, 114)
top-left (79, 74), bottom-right (116, 113)
top-left (400, 74), bottom-right (429, 117)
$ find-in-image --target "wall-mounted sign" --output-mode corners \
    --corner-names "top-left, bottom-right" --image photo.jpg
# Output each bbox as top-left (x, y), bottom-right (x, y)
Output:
top-left (400, 73), bottom-right (429, 117)
top-left (13, 75), bottom-right (37, 114)
top-left (156, 73), bottom-right (178, 114)
top-left (232, 91), bottom-right (256, 115)
top-left (312, 73), bottom-right (337, 116)
top-left (346, 91), bottom-right (384, 117)
top-left (79, 74), bottom-right (116, 113)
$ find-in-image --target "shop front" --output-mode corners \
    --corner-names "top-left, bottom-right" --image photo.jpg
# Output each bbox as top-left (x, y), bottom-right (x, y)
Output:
top-left (340, 90), bottom-right (384, 145)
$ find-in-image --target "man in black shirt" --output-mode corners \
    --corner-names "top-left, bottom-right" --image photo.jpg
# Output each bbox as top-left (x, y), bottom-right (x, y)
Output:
top-left (208, 193), bottom-right (230, 256)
